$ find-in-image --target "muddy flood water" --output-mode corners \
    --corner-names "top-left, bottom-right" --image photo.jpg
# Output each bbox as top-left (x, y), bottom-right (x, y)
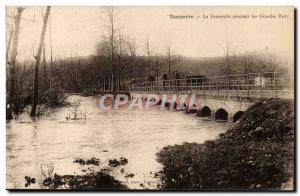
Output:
top-left (6, 95), bottom-right (229, 189)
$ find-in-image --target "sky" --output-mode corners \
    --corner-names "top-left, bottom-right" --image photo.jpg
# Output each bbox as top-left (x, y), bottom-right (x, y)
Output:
top-left (6, 6), bottom-right (294, 63)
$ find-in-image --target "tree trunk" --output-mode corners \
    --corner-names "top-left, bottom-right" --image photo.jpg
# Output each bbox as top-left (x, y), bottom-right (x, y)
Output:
top-left (156, 55), bottom-right (159, 81)
top-left (49, 11), bottom-right (53, 91)
top-left (7, 7), bottom-right (24, 120)
top-left (168, 54), bottom-right (171, 76)
top-left (148, 56), bottom-right (151, 76)
top-left (6, 28), bottom-right (14, 68)
top-left (130, 57), bottom-right (133, 78)
top-left (42, 42), bottom-right (47, 92)
top-left (110, 9), bottom-right (115, 92)
top-left (30, 6), bottom-right (51, 117)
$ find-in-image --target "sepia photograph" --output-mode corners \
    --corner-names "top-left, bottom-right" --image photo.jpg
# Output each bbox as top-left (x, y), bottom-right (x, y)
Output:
top-left (5, 6), bottom-right (295, 191)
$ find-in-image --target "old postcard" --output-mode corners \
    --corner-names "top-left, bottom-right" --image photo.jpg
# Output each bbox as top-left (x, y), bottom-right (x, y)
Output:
top-left (6, 6), bottom-right (294, 191)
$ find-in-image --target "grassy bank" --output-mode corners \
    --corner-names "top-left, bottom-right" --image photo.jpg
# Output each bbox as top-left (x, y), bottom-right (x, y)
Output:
top-left (156, 99), bottom-right (294, 190)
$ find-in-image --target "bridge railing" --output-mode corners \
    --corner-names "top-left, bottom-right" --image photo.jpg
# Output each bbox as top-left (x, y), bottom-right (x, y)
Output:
top-left (129, 72), bottom-right (293, 100)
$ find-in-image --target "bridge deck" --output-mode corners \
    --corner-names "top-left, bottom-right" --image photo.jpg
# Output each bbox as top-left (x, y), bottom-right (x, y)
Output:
top-left (129, 72), bottom-right (294, 101)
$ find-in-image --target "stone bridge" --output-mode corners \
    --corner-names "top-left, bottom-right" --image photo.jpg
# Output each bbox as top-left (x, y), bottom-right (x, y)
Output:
top-left (129, 72), bottom-right (293, 122)
top-left (194, 95), bottom-right (253, 122)
top-left (131, 92), bottom-right (254, 123)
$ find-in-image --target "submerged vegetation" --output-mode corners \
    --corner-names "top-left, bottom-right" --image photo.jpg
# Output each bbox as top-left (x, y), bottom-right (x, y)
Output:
top-left (26, 156), bottom-right (129, 190)
top-left (66, 99), bottom-right (87, 120)
top-left (108, 157), bottom-right (128, 167)
top-left (157, 99), bottom-right (294, 190)
top-left (40, 171), bottom-right (127, 190)
top-left (73, 157), bottom-right (100, 166)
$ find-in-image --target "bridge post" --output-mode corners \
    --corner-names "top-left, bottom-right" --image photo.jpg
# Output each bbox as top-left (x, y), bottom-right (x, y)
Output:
top-left (185, 78), bottom-right (187, 94)
top-left (196, 78), bottom-right (198, 94)
top-left (202, 78), bottom-right (205, 95)
top-left (189, 78), bottom-right (192, 94)
top-left (247, 73), bottom-right (250, 99)
top-left (217, 77), bottom-right (219, 95)
top-left (236, 78), bottom-right (239, 99)
top-left (209, 80), bottom-right (212, 95)
top-left (260, 73), bottom-right (262, 99)
top-left (226, 76), bottom-right (229, 99)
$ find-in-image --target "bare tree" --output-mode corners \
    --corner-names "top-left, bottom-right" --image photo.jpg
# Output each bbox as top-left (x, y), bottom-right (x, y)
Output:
top-left (42, 42), bottom-right (47, 91)
top-left (30, 6), bottom-right (51, 117)
top-left (165, 40), bottom-right (172, 76)
top-left (97, 7), bottom-right (122, 91)
top-left (224, 40), bottom-right (232, 95)
top-left (6, 27), bottom-right (14, 100)
top-left (6, 27), bottom-right (14, 66)
top-left (127, 37), bottom-right (137, 78)
top-left (154, 51), bottom-right (160, 80)
top-left (49, 11), bottom-right (53, 91)
top-left (7, 7), bottom-right (24, 120)
top-left (176, 55), bottom-right (181, 73)
top-left (146, 35), bottom-right (152, 77)
top-left (115, 34), bottom-right (127, 90)
top-left (98, 7), bottom-right (121, 92)
top-left (224, 40), bottom-right (239, 75)
top-left (15, 62), bottom-right (33, 106)
top-left (107, 7), bottom-right (116, 92)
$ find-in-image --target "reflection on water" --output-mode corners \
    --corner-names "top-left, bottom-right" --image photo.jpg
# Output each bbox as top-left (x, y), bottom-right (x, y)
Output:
top-left (6, 95), bottom-right (229, 189)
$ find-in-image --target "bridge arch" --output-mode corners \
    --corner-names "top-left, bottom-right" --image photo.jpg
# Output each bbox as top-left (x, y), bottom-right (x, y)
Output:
top-left (198, 106), bottom-right (212, 117)
top-left (233, 111), bottom-right (244, 123)
top-left (186, 104), bottom-right (198, 113)
top-left (173, 102), bottom-right (178, 109)
top-left (215, 108), bottom-right (228, 122)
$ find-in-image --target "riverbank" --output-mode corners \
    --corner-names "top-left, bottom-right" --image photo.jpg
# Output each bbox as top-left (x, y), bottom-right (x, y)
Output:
top-left (156, 98), bottom-right (294, 190)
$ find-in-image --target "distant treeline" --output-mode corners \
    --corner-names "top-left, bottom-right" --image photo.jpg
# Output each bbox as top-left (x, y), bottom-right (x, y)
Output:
top-left (10, 51), bottom-right (290, 95)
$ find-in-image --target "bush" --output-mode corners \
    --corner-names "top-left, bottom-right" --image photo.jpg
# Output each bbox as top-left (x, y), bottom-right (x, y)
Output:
top-left (157, 141), bottom-right (289, 190)
top-left (40, 90), bottom-right (69, 108)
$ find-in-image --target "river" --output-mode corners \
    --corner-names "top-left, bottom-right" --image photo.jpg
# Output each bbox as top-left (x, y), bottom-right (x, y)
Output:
top-left (6, 95), bottom-right (229, 189)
